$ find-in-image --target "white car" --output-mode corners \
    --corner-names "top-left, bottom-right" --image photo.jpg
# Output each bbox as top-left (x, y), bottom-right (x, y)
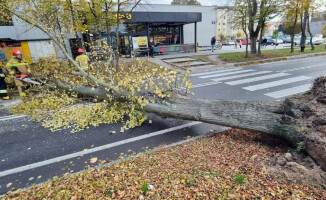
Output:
top-left (294, 37), bottom-right (323, 45)
top-left (306, 37), bottom-right (323, 45)
top-left (274, 39), bottom-right (284, 45)
top-left (228, 40), bottom-right (235, 45)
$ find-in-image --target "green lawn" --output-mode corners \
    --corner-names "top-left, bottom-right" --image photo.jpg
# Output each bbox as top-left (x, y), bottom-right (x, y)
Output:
top-left (219, 45), bottom-right (326, 63)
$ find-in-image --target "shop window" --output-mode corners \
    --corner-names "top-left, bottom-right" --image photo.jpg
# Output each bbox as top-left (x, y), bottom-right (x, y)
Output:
top-left (150, 25), bottom-right (180, 45)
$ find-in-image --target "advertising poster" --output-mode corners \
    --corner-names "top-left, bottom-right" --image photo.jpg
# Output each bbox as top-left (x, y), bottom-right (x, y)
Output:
top-left (132, 36), bottom-right (148, 50)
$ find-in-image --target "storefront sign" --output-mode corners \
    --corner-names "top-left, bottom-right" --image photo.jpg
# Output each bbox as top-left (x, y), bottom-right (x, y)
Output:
top-left (132, 36), bottom-right (148, 50)
top-left (113, 13), bottom-right (132, 20)
top-left (0, 41), bottom-right (21, 47)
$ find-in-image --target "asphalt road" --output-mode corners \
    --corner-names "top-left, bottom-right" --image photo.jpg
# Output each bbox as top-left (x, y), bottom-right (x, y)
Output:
top-left (1, 55), bottom-right (326, 194)
top-left (189, 55), bottom-right (326, 101)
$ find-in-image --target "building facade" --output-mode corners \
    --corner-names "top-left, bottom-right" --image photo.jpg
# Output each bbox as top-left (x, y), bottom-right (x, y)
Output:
top-left (0, 16), bottom-right (75, 66)
top-left (216, 6), bottom-right (244, 41)
top-left (0, 4), bottom-right (218, 62)
top-left (133, 4), bottom-right (217, 47)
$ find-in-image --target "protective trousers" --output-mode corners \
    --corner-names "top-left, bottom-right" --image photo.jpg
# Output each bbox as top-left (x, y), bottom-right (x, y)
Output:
top-left (14, 78), bottom-right (29, 98)
top-left (0, 68), bottom-right (8, 98)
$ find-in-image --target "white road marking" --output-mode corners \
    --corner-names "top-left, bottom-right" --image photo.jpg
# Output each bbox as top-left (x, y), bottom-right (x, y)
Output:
top-left (243, 76), bottom-right (313, 91)
top-left (277, 64), bottom-right (325, 73)
top-left (199, 69), bottom-right (255, 79)
top-left (0, 115), bottom-right (27, 122)
top-left (190, 68), bottom-right (240, 76)
top-left (0, 121), bottom-right (202, 178)
top-left (225, 73), bottom-right (290, 85)
top-left (211, 71), bottom-right (272, 82)
top-left (264, 84), bottom-right (311, 98)
top-left (192, 82), bottom-right (221, 88)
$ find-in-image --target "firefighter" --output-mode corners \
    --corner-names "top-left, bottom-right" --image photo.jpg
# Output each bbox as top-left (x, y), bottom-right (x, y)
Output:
top-left (75, 48), bottom-right (89, 71)
top-left (6, 49), bottom-right (32, 99)
top-left (0, 47), bottom-right (10, 100)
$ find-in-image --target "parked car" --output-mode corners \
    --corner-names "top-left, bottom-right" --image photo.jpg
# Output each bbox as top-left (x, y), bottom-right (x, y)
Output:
top-left (228, 40), bottom-right (235, 45)
top-left (306, 37), bottom-right (323, 45)
top-left (221, 40), bottom-right (229, 46)
top-left (282, 36), bottom-right (292, 43)
top-left (294, 36), bottom-right (323, 45)
top-left (241, 39), bottom-right (251, 45)
top-left (271, 38), bottom-right (283, 45)
top-left (266, 39), bottom-right (277, 45)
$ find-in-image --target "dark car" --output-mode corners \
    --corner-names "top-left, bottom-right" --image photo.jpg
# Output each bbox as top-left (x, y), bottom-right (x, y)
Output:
top-left (265, 39), bottom-right (277, 45)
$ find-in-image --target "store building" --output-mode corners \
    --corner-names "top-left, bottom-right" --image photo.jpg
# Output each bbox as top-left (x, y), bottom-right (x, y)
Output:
top-left (0, 4), bottom-right (218, 62)
top-left (0, 16), bottom-right (75, 66)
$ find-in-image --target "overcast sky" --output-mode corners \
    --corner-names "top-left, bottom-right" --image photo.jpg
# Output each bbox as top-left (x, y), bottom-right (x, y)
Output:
top-left (146, 0), bottom-right (231, 6)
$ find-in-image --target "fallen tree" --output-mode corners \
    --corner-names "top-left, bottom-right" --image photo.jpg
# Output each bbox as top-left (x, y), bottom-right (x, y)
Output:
top-left (1, 0), bottom-right (326, 172)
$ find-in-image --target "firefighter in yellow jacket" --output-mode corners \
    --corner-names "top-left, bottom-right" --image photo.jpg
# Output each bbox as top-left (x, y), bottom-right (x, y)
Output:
top-left (6, 49), bottom-right (32, 99)
top-left (0, 47), bottom-right (10, 100)
top-left (75, 48), bottom-right (89, 71)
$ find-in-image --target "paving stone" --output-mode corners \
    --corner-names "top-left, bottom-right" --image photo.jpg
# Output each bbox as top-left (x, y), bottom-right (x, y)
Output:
top-left (163, 58), bottom-right (197, 63)
top-left (177, 61), bottom-right (210, 67)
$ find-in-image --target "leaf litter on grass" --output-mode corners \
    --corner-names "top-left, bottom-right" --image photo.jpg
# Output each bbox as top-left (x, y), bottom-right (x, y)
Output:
top-left (3, 129), bottom-right (325, 199)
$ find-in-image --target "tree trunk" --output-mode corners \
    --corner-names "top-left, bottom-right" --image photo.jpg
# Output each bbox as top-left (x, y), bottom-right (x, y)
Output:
top-left (56, 77), bottom-right (326, 172)
top-left (250, 36), bottom-right (257, 54)
top-left (245, 34), bottom-right (249, 58)
top-left (258, 25), bottom-right (265, 55)
top-left (115, 0), bottom-right (121, 72)
top-left (290, 8), bottom-right (298, 53)
top-left (307, 13), bottom-right (315, 51)
top-left (300, 10), bottom-right (308, 52)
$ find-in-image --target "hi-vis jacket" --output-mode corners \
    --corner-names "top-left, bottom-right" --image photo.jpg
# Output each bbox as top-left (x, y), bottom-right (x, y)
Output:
top-left (6, 56), bottom-right (30, 76)
top-left (75, 54), bottom-right (89, 70)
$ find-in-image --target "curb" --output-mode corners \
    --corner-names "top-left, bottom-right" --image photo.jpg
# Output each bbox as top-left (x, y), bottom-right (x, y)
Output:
top-left (229, 52), bottom-right (326, 67)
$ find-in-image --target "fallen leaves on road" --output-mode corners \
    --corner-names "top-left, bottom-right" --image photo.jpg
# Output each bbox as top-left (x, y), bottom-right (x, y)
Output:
top-left (3, 129), bottom-right (325, 199)
top-left (6, 183), bottom-right (12, 188)
top-left (90, 157), bottom-right (98, 164)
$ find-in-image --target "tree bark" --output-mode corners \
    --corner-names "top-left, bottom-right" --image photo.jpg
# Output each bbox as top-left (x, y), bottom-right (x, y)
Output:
top-left (55, 78), bottom-right (326, 172)
top-left (300, 10), bottom-right (308, 52)
top-left (258, 24), bottom-right (265, 55)
top-left (307, 13), bottom-right (315, 51)
top-left (290, 5), bottom-right (298, 53)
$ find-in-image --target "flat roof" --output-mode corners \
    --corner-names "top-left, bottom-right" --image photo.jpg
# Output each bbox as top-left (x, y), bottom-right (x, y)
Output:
top-left (125, 12), bottom-right (202, 24)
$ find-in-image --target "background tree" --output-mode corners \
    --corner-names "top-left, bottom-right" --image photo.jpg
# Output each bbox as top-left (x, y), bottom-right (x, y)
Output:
top-left (282, 22), bottom-right (301, 35)
top-left (233, 0), bottom-right (249, 58)
top-left (233, 0), bottom-right (280, 55)
top-left (171, 0), bottom-right (201, 5)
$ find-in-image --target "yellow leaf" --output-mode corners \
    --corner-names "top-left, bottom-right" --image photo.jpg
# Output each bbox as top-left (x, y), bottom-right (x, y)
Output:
top-left (6, 183), bottom-right (12, 188)
top-left (181, 179), bottom-right (185, 183)
top-left (90, 157), bottom-right (97, 164)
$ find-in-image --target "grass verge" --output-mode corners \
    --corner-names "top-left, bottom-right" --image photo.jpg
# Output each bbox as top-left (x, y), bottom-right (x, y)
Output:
top-left (3, 130), bottom-right (325, 199)
top-left (219, 45), bottom-right (326, 63)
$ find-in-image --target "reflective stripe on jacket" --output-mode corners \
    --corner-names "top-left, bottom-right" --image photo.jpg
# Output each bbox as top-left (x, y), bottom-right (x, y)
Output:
top-left (6, 57), bottom-right (30, 75)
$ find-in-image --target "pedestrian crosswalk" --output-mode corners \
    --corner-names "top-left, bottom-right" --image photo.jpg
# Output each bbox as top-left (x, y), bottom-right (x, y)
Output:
top-left (190, 68), bottom-right (315, 99)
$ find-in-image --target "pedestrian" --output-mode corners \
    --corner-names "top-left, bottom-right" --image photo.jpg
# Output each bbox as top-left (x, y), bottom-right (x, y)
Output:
top-left (0, 47), bottom-right (10, 100)
top-left (234, 40), bottom-right (238, 49)
top-left (239, 40), bottom-right (242, 48)
top-left (149, 38), bottom-right (155, 58)
top-left (75, 48), bottom-right (90, 71)
top-left (211, 36), bottom-right (216, 52)
top-left (218, 40), bottom-right (222, 50)
top-left (261, 38), bottom-right (267, 49)
top-left (6, 49), bottom-right (32, 99)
